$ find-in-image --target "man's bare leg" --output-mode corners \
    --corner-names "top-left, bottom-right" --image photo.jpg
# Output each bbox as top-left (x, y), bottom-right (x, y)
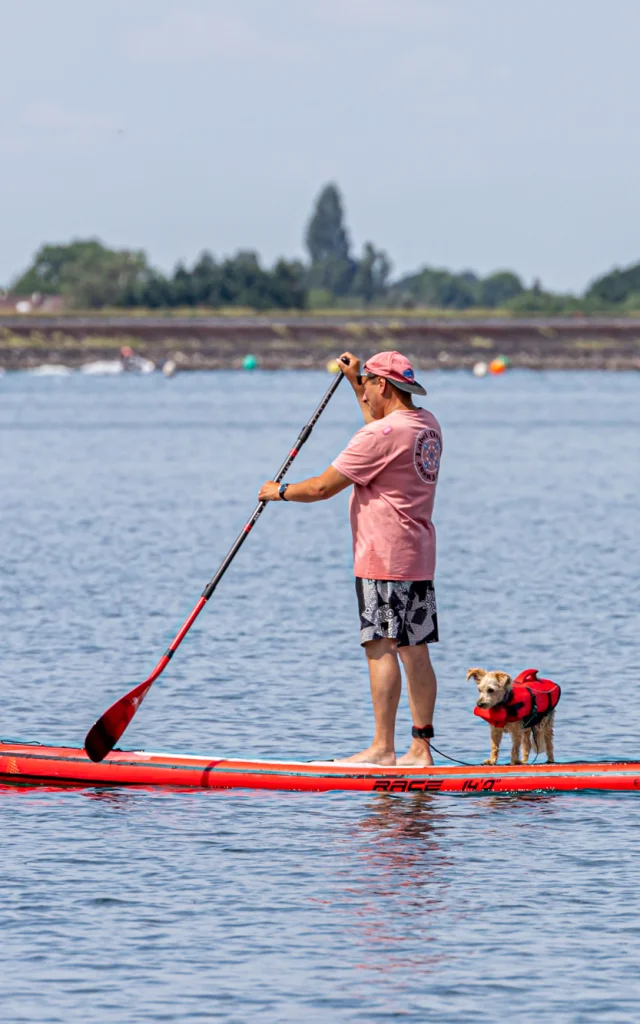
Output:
top-left (396, 644), bottom-right (437, 766)
top-left (344, 638), bottom-right (400, 765)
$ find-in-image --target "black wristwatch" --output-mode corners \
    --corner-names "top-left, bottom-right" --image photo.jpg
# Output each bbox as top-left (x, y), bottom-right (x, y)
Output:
top-left (279, 483), bottom-right (290, 501)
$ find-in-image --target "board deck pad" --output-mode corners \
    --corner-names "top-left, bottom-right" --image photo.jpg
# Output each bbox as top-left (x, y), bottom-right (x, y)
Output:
top-left (1, 740), bottom-right (640, 793)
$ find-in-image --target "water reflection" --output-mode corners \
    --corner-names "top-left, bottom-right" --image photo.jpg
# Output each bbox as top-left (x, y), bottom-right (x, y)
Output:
top-left (335, 791), bottom-right (560, 979)
top-left (330, 795), bottom-right (455, 976)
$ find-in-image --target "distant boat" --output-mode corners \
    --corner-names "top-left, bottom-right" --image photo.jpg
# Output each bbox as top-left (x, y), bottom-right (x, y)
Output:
top-left (123, 354), bottom-right (155, 374)
top-left (28, 364), bottom-right (73, 377)
top-left (80, 360), bottom-right (123, 376)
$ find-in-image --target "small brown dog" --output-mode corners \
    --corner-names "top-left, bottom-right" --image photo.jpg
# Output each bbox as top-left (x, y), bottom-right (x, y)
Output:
top-left (467, 667), bottom-right (557, 765)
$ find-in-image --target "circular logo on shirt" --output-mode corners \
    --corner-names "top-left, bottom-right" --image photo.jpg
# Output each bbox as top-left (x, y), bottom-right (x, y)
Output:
top-left (414, 428), bottom-right (441, 484)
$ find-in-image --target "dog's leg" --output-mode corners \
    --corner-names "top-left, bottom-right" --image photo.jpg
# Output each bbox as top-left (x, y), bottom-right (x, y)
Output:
top-left (521, 729), bottom-right (532, 764)
top-left (545, 713), bottom-right (555, 763)
top-left (509, 725), bottom-right (522, 765)
top-left (483, 727), bottom-right (502, 765)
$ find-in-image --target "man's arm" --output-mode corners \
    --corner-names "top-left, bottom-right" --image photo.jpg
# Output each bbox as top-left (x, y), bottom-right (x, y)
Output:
top-left (258, 465), bottom-right (352, 503)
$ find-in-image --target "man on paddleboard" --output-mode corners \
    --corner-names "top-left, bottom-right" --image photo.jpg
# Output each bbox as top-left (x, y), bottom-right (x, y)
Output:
top-left (258, 350), bottom-right (442, 767)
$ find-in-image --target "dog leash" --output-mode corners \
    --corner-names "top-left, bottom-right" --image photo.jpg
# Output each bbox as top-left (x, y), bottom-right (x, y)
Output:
top-left (428, 742), bottom-right (475, 767)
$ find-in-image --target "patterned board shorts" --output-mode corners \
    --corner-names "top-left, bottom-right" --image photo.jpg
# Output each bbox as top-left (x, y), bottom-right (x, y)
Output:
top-left (355, 578), bottom-right (439, 647)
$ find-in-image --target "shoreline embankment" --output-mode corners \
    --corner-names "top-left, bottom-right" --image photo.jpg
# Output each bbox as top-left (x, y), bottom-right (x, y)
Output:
top-left (1, 314), bottom-right (639, 370)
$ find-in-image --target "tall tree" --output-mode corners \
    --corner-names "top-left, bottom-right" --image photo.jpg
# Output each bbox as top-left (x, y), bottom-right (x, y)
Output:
top-left (305, 184), bottom-right (351, 264)
top-left (305, 184), bottom-right (356, 297)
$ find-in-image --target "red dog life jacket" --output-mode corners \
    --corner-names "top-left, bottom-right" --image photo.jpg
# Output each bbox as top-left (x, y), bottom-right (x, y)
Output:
top-left (474, 669), bottom-right (561, 729)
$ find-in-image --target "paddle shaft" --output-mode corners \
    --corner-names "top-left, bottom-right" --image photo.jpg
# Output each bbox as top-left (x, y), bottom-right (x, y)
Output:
top-left (84, 364), bottom-right (347, 759)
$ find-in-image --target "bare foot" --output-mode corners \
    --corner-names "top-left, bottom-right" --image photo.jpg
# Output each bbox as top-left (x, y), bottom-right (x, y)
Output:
top-left (397, 741), bottom-right (434, 767)
top-left (339, 747), bottom-right (396, 766)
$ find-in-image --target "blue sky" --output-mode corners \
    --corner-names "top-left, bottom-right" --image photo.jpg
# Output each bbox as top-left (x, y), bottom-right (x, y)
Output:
top-left (1, 0), bottom-right (638, 292)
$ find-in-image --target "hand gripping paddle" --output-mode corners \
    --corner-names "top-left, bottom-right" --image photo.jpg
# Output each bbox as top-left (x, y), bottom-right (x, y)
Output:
top-left (84, 361), bottom-right (347, 761)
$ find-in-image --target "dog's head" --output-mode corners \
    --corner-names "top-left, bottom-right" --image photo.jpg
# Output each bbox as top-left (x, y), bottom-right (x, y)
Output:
top-left (466, 668), bottom-right (513, 709)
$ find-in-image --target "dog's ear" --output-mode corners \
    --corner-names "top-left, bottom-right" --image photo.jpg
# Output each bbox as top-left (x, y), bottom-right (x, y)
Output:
top-left (495, 672), bottom-right (512, 687)
top-left (466, 668), bottom-right (485, 683)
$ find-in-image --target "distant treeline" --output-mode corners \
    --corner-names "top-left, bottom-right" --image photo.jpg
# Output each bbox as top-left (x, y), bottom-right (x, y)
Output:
top-left (7, 184), bottom-right (640, 312)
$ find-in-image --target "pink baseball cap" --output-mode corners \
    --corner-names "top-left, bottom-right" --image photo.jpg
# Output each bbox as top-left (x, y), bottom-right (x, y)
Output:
top-left (363, 350), bottom-right (427, 395)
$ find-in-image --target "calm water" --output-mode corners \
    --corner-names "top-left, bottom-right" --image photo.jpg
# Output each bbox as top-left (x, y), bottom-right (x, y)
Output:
top-left (1, 369), bottom-right (639, 1023)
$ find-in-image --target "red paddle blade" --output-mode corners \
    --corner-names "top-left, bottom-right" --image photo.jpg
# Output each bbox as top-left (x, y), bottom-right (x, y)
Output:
top-left (84, 680), bottom-right (153, 762)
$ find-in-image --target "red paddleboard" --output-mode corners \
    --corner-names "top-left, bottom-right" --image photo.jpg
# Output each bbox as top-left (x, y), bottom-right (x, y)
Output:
top-left (1, 739), bottom-right (639, 793)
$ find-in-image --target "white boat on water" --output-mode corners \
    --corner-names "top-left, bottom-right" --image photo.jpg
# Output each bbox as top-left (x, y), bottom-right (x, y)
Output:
top-left (80, 353), bottom-right (156, 376)
top-left (80, 360), bottom-right (124, 376)
top-left (28, 364), bottom-right (73, 377)
top-left (124, 355), bottom-right (155, 374)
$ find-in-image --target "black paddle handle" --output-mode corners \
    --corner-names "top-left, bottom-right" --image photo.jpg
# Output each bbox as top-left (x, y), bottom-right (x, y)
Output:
top-left (201, 362), bottom-right (347, 601)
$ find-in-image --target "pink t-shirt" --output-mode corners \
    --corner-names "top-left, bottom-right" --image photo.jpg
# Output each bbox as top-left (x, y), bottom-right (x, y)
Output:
top-left (332, 408), bottom-right (442, 581)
